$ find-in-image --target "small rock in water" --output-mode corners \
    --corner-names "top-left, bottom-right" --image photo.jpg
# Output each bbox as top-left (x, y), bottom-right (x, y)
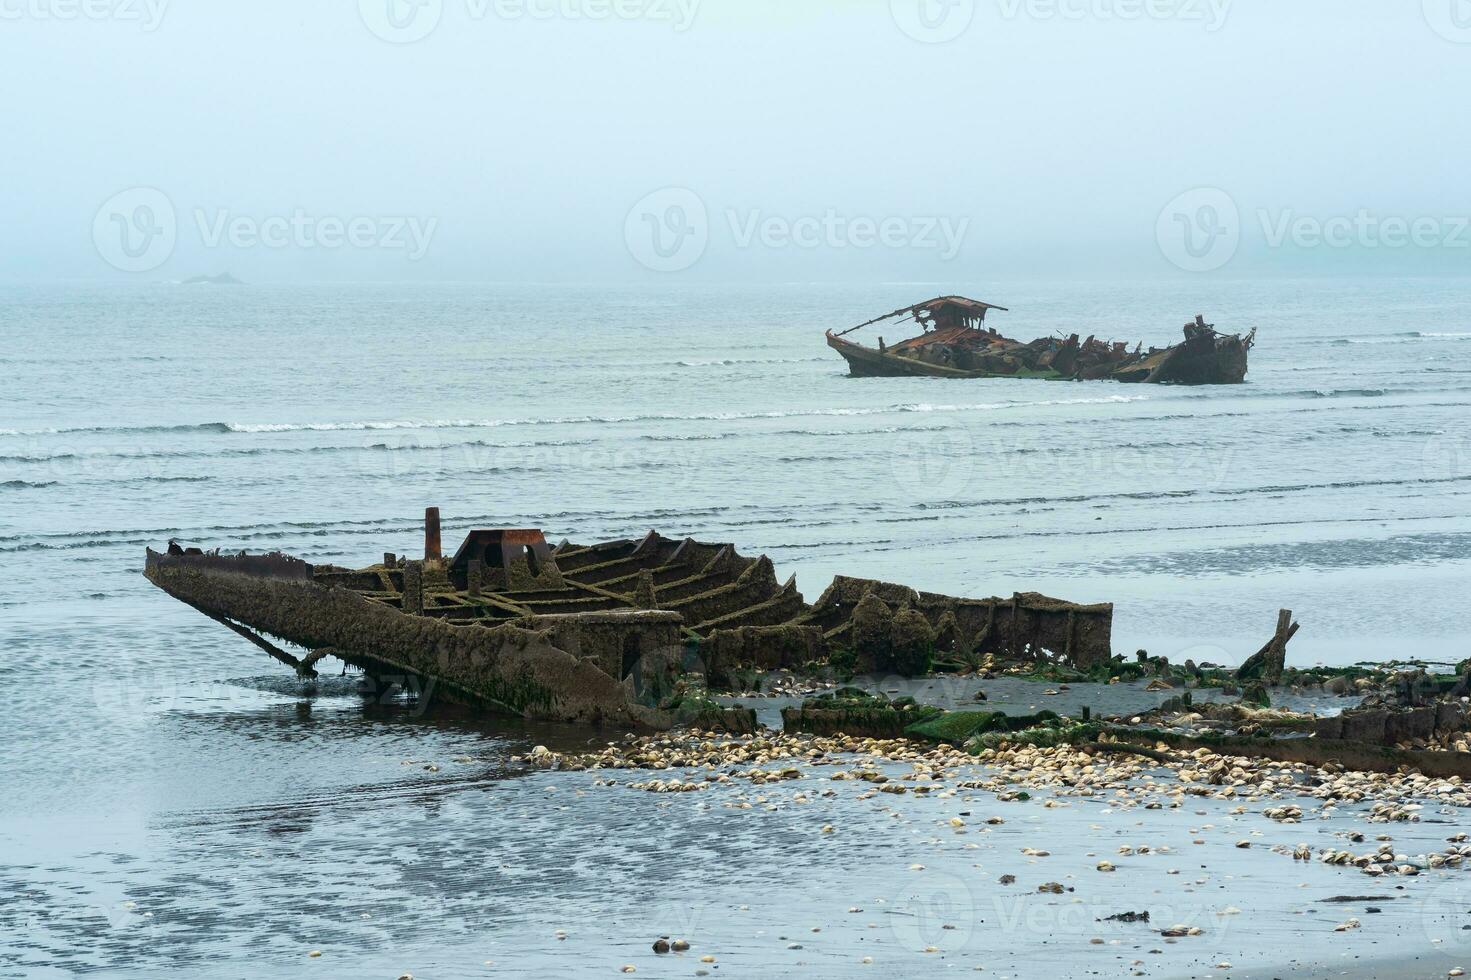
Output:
top-left (652, 938), bottom-right (670, 954)
top-left (671, 939), bottom-right (690, 952)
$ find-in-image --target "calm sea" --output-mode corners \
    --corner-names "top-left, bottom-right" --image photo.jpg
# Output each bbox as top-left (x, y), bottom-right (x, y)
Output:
top-left (2, 278), bottom-right (1468, 977)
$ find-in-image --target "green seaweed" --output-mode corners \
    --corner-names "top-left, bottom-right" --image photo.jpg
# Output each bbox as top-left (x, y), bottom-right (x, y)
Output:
top-left (906, 709), bottom-right (1063, 745)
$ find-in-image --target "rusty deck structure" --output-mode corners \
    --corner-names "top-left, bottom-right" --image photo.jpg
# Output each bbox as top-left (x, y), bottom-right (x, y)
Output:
top-left (146, 510), bottom-right (1113, 727)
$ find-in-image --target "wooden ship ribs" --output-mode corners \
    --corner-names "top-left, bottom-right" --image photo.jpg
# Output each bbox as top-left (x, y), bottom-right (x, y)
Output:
top-left (145, 509), bottom-right (1113, 728)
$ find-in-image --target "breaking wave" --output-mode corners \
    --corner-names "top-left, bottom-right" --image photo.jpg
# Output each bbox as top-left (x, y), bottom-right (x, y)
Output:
top-left (1332, 331), bottom-right (1471, 345)
top-left (676, 356), bottom-right (827, 367)
top-left (0, 397), bottom-right (1150, 439)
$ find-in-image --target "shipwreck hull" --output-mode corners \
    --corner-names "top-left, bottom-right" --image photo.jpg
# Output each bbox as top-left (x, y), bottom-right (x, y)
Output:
top-left (146, 522), bottom-right (1114, 728)
top-left (826, 331), bottom-right (1067, 380)
top-left (826, 297), bottom-right (1253, 385)
top-left (146, 547), bottom-right (677, 726)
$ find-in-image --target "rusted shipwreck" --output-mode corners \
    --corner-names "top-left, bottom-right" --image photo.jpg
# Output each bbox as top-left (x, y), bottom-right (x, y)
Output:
top-left (145, 509), bottom-right (1112, 728)
top-left (826, 296), bottom-right (1254, 384)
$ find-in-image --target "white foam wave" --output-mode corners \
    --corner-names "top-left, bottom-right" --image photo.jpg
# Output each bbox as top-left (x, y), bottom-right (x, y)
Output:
top-left (221, 396), bottom-right (1149, 434)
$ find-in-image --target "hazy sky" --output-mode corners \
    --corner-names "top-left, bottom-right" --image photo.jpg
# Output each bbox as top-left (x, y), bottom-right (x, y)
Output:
top-left (3, 0), bottom-right (1469, 282)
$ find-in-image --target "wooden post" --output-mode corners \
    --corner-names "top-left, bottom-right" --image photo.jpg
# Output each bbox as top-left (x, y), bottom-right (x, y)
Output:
top-left (424, 507), bottom-right (441, 561)
top-left (383, 552), bottom-right (396, 568)
top-left (403, 561), bottom-right (424, 615)
top-left (1237, 608), bottom-right (1299, 684)
top-left (1011, 593), bottom-right (1023, 660)
top-left (466, 559), bottom-right (483, 598)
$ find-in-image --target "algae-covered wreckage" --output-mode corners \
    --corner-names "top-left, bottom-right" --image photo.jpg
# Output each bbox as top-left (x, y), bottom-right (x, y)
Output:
top-left (144, 509), bottom-right (1113, 728)
top-left (826, 296), bottom-right (1255, 384)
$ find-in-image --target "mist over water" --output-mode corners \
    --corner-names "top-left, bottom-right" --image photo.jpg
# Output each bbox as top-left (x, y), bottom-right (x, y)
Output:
top-left (4, 1), bottom-right (1471, 973)
top-left (2, 276), bottom-right (1469, 976)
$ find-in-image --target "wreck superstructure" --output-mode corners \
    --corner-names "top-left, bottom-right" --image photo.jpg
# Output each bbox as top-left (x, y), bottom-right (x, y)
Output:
top-left (826, 296), bottom-right (1254, 384)
top-left (145, 510), bottom-right (1113, 727)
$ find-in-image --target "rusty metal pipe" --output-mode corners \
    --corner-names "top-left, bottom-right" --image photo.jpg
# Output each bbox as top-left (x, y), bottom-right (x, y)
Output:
top-left (424, 507), bottom-right (441, 561)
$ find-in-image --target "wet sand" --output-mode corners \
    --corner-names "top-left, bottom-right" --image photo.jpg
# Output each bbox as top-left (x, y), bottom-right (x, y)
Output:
top-left (7, 680), bottom-right (1471, 979)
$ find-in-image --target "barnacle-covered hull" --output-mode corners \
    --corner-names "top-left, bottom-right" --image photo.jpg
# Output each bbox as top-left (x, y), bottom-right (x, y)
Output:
top-left (145, 521), bottom-right (1114, 728)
